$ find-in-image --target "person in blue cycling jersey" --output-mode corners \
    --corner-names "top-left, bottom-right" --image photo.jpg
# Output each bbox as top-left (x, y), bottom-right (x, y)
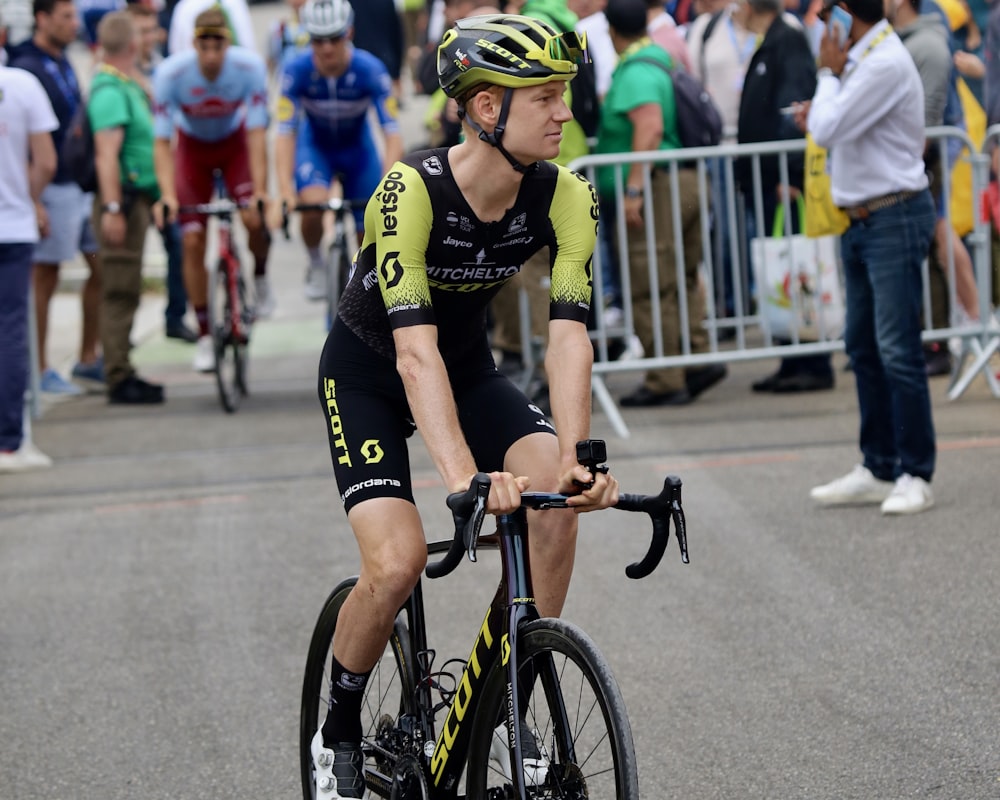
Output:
top-left (152, 7), bottom-right (271, 373)
top-left (273, 0), bottom-right (403, 301)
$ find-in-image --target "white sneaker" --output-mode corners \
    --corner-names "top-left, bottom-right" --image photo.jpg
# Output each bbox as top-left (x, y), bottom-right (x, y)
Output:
top-left (489, 721), bottom-right (549, 786)
top-left (255, 276), bottom-right (275, 319)
top-left (880, 474), bottom-right (934, 515)
top-left (193, 336), bottom-right (215, 373)
top-left (305, 264), bottom-right (327, 302)
top-left (809, 465), bottom-right (894, 506)
top-left (311, 730), bottom-right (364, 798)
top-left (0, 443), bottom-right (53, 473)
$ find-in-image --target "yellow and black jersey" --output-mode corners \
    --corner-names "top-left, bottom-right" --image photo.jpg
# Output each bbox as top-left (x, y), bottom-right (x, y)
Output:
top-left (337, 147), bottom-right (599, 368)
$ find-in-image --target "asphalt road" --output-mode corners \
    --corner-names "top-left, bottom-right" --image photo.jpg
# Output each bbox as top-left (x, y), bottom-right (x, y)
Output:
top-left (4, 5), bottom-right (1000, 799)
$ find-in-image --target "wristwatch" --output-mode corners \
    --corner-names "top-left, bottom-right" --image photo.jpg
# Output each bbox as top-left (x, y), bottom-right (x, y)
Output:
top-left (817, 67), bottom-right (839, 80)
top-left (624, 186), bottom-right (643, 199)
top-left (102, 201), bottom-right (123, 214)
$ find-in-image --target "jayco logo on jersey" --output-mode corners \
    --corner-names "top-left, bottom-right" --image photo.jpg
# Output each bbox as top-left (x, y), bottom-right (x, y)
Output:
top-left (443, 236), bottom-right (472, 248)
top-left (423, 155), bottom-right (443, 176)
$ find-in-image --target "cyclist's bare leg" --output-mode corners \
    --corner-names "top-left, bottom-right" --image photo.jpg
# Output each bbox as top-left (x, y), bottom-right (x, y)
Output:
top-left (239, 207), bottom-right (271, 275)
top-left (298, 185), bottom-right (329, 251)
top-left (182, 227), bottom-right (209, 333)
top-left (331, 496), bottom-right (428, 672)
top-left (505, 432), bottom-right (579, 618)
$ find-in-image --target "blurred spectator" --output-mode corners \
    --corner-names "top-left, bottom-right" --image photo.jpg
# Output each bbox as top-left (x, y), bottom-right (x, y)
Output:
top-left (0, 33), bottom-right (58, 472)
top-left (348, 0), bottom-right (404, 96)
top-left (400, 0), bottom-right (428, 77)
top-left (807, 0), bottom-right (937, 514)
top-left (646, 0), bottom-right (693, 71)
top-left (267, 0), bottom-right (310, 75)
top-left (168, 0), bottom-right (255, 54)
top-left (11, 0), bottom-right (104, 395)
top-left (89, 11), bottom-right (164, 403)
top-left (893, 0), bottom-right (979, 375)
top-left (0, 0), bottom-right (33, 52)
top-left (571, 0), bottom-right (616, 96)
top-left (128, 2), bottom-right (196, 343)
top-left (598, 0), bottom-right (726, 407)
top-left (737, 0), bottom-right (834, 393)
top-left (77, 0), bottom-right (126, 50)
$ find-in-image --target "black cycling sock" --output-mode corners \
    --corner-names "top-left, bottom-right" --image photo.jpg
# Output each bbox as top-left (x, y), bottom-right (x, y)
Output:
top-left (321, 654), bottom-right (371, 745)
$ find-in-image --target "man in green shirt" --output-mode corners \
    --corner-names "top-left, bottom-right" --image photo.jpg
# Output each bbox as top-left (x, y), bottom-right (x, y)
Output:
top-left (596, 0), bottom-right (726, 406)
top-left (89, 10), bottom-right (164, 404)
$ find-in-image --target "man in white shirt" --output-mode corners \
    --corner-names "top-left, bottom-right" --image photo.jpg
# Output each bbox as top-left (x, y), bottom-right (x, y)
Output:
top-left (804, 0), bottom-right (938, 515)
top-left (167, 0), bottom-right (256, 54)
top-left (0, 43), bottom-right (58, 472)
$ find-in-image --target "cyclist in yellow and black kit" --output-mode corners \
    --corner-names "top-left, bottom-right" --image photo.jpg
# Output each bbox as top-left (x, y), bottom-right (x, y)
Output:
top-left (311, 14), bottom-right (620, 799)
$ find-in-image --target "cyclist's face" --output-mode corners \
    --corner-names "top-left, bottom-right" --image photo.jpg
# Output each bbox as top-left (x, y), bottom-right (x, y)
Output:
top-left (311, 32), bottom-right (351, 76)
top-left (505, 82), bottom-right (573, 162)
top-left (195, 35), bottom-right (229, 80)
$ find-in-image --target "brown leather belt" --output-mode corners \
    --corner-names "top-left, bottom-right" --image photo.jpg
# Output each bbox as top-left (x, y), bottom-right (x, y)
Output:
top-left (842, 190), bottom-right (919, 221)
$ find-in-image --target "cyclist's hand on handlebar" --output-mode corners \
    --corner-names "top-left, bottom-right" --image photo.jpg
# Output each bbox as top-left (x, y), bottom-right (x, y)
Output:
top-left (467, 471), bottom-right (530, 515)
top-left (560, 465), bottom-right (619, 513)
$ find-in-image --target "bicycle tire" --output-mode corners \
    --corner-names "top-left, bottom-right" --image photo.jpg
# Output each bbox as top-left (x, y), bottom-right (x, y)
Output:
top-left (300, 578), bottom-right (418, 800)
top-left (465, 617), bottom-right (639, 800)
top-left (210, 259), bottom-right (248, 413)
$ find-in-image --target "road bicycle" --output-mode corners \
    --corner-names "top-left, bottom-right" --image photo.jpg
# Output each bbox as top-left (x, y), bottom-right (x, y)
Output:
top-left (283, 197), bottom-right (363, 330)
top-left (177, 198), bottom-right (259, 413)
top-left (300, 439), bottom-right (688, 799)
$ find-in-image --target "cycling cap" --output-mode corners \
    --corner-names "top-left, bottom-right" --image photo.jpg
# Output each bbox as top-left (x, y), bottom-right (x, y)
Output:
top-left (437, 14), bottom-right (590, 99)
top-left (301, 0), bottom-right (353, 38)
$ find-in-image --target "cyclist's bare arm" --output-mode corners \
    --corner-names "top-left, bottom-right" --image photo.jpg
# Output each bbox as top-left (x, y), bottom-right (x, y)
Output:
top-left (382, 131), bottom-right (404, 174)
top-left (544, 318), bottom-right (618, 511)
top-left (274, 132), bottom-right (297, 206)
top-left (246, 126), bottom-right (269, 199)
top-left (392, 323), bottom-right (528, 514)
top-left (152, 138), bottom-right (176, 227)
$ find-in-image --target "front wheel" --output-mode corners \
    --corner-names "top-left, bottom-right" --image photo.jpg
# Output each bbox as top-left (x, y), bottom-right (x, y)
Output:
top-left (209, 258), bottom-right (249, 413)
top-left (300, 578), bottom-right (417, 800)
top-left (466, 618), bottom-right (639, 799)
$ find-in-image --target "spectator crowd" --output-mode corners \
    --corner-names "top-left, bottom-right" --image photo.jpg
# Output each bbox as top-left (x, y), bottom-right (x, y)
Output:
top-left (1, 0), bottom-right (997, 506)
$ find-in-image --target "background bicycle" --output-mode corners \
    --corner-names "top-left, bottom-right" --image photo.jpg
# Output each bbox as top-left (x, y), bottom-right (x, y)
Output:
top-left (300, 440), bottom-right (688, 799)
top-left (176, 198), bottom-right (262, 413)
top-left (283, 197), bottom-right (363, 330)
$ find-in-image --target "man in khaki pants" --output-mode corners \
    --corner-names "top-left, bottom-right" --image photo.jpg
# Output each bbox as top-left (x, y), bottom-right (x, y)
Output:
top-left (89, 10), bottom-right (164, 404)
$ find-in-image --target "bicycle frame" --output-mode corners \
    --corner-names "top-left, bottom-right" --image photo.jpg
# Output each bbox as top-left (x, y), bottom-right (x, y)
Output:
top-left (215, 210), bottom-right (247, 344)
top-left (390, 505), bottom-right (580, 799)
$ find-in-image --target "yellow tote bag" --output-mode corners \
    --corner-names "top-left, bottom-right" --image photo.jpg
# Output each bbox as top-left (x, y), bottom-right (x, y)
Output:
top-left (948, 77), bottom-right (985, 237)
top-left (804, 133), bottom-right (850, 238)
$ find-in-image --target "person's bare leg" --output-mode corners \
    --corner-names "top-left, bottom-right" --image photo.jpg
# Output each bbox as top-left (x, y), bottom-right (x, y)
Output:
top-left (934, 219), bottom-right (980, 320)
top-left (330, 497), bottom-right (428, 672)
top-left (79, 251), bottom-right (102, 364)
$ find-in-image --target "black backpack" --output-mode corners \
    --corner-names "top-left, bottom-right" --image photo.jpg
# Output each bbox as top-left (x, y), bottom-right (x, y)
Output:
top-left (570, 60), bottom-right (601, 138)
top-left (61, 84), bottom-right (113, 193)
top-left (631, 56), bottom-right (723, 149)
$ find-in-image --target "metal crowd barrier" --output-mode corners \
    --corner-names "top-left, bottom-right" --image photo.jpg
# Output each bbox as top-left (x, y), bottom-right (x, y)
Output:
top-left (559, 128), bottom-right (999, 438)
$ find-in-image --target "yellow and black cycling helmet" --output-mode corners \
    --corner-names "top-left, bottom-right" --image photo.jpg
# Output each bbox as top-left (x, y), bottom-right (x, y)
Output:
top-left (437, 14), bottom-right (589, 100)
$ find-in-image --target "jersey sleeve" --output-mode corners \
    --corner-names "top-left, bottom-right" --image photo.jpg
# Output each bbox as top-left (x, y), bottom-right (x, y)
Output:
top-left (276, 56), bottom-right (303, 136)
top-left (547, 167), bottom-right (598, 323)
top-left (366, 162), bottom-right (435, 329)
top-left (88, 80), bottom-right (130, 133)
top-left (151, 59), bottom-right (176, 139)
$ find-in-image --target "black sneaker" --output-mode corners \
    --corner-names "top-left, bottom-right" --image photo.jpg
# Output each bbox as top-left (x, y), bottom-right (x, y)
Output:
top-left (311, 731), bottom-right (364, 798)
top-left (108, 375), bottom-right (165, 405)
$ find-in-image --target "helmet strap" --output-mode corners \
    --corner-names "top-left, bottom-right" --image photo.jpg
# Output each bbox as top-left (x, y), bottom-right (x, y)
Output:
top-left (458, 88), bottom-right (537, 175)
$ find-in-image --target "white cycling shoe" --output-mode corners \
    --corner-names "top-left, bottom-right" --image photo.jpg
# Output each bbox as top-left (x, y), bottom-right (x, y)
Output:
top-left (311, 730), bottom-right (364, 799)
top-left (489, 721), bottom-right (549, 786)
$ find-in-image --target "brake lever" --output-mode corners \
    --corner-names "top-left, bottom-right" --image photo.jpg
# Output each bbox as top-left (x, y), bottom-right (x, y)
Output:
top-left (464, 474), bottom-right (491, 563)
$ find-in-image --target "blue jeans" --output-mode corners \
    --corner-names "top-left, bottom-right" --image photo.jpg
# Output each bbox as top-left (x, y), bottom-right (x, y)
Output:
top-left (0, 242), bottom-right (34, 451)
top-left (160, 221), bottom-right (188, 326)
top-left (840, 190), bottom-right (936, 482)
